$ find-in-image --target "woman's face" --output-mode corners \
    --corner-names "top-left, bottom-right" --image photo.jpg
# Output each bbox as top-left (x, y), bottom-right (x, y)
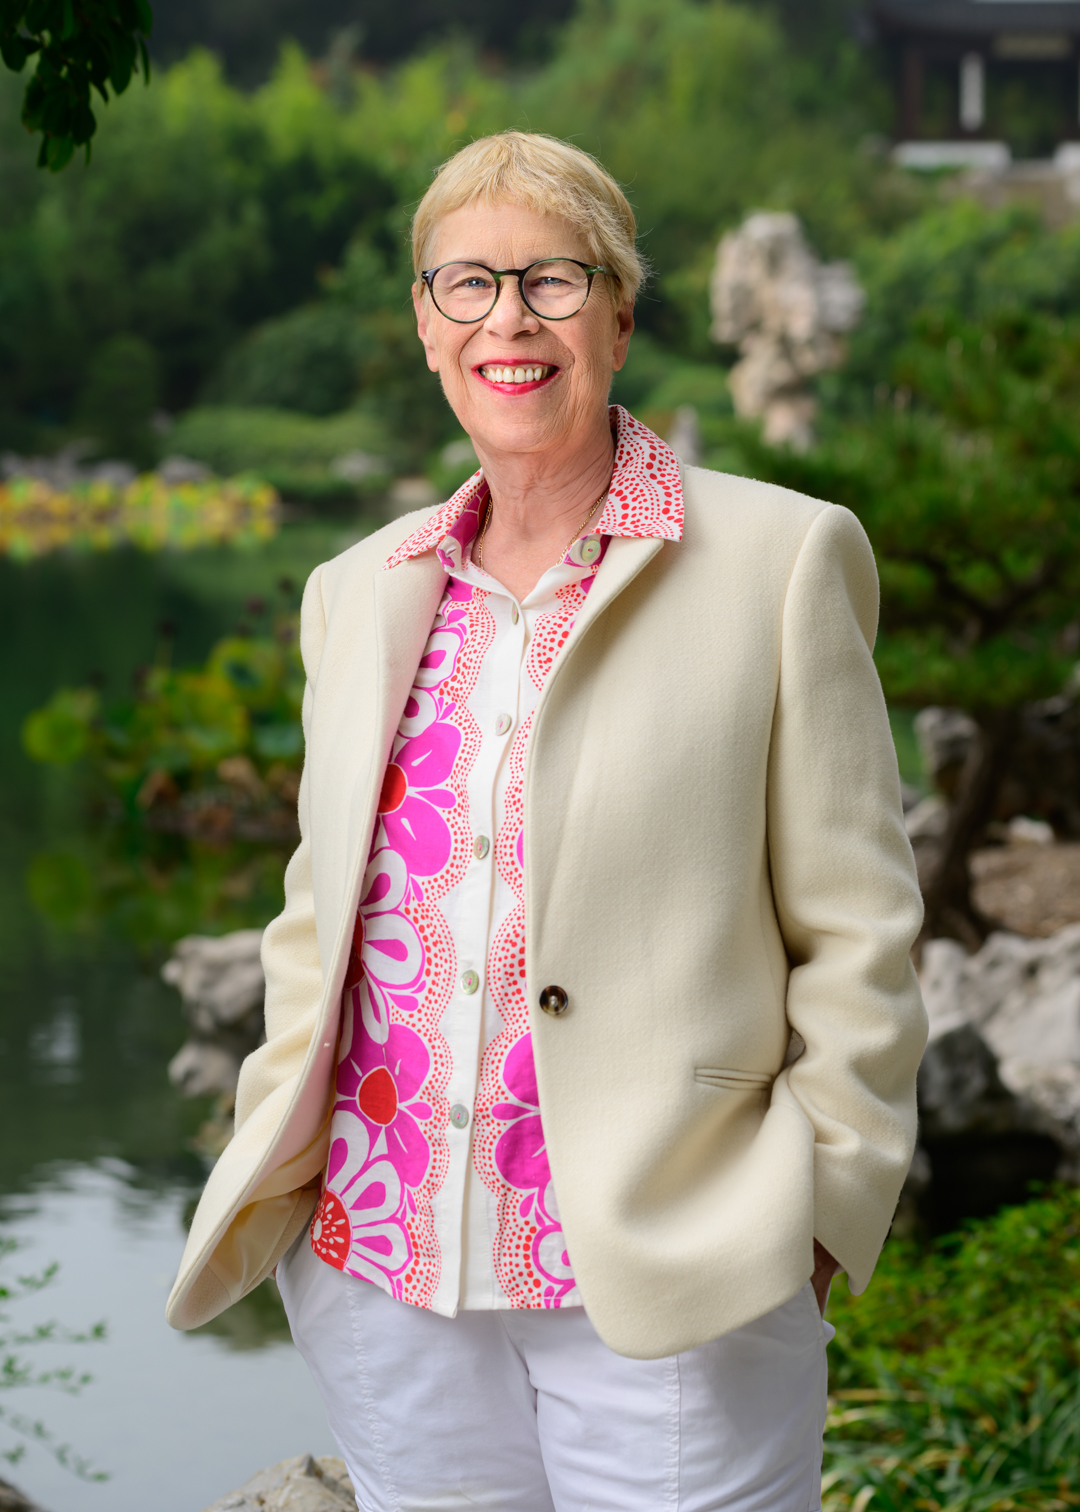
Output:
top-left (413, 199), bottom-right (634, 461)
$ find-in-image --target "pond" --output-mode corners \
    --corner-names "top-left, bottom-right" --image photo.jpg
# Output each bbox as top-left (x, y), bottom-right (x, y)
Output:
top-left (0, 520), bottom-right (371, 1512)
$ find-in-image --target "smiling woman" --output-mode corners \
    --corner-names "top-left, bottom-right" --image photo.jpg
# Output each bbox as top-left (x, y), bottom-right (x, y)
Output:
top-left (167, 131), bottom-right (927, 1512)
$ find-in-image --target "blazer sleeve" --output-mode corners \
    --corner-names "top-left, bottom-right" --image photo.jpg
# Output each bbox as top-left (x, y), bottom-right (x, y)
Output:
top-left (766, 503), bottom-right (927, 1294)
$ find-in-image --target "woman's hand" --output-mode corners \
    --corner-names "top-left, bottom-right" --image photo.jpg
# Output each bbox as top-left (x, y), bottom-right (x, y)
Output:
top-left (811, 1239), bottom-right (840, 1316)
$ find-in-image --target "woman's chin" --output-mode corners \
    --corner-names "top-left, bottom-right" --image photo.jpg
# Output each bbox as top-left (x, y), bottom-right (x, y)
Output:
top-left (458, 397), bottom-right (574, 457)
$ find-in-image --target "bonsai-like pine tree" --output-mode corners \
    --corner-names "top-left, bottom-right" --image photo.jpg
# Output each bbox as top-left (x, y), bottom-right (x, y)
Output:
top-left (746, 299), bottom-right (1080, 944)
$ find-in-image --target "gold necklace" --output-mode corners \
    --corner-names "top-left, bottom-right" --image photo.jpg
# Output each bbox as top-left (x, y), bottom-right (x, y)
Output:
top-left (474, 489), bottom-right (608, 573)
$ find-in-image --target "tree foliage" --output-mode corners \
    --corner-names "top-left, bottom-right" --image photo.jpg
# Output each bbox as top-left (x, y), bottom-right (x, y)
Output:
top-left (0, 0), bottom-right (152, 169)
top-left (730, 204), bottom-right (1080, 942)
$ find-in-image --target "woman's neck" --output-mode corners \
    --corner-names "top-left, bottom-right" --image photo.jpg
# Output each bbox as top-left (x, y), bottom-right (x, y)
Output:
top-left (471, 415), bottom-right (615, 602)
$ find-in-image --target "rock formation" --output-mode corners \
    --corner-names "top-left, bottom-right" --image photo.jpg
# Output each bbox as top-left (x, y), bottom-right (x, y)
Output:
top-left (910, 699), bottom-right (1080, 842)
top-left (709, 212), bottom-right (864, 450)
top-left (202, 1455), bottom-right (355, 1512)
top-left (163, 929), bottom-right (266, 1100)
top-left (915, 925), bottom-right (1080, 1226)
top-left (162, 929), bottom-right (266, 1155)
top-left (0, 1479), bottom-right (49, 1512)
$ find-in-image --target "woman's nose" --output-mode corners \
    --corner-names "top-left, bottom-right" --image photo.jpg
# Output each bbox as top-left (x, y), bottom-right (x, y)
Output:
top-left (483, 276), bottom-right (540, 338)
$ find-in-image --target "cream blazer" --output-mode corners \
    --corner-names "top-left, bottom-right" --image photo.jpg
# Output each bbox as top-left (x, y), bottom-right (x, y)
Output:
top-left (166, 462), bottom-right (927, 1360)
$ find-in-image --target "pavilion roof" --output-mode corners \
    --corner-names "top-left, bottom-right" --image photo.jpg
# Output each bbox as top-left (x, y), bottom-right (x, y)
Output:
top-left (872, 1), bottom-right (1080, 36)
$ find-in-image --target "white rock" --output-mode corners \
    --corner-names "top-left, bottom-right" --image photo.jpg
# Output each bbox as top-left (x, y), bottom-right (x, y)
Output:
top-left (913, 706), bottom-right (977, 786)
top-left (709, 212), bottom-right (864, 449)
top-left (919, 924), bottom-right (1080, 1170)
top-left (202, 1456), bottom-right (355, 1512)
top-left (328, 451), bottom-right (388, 483)
top-left (162, 930), bottom-right (265, 1030)
top-left (162, 930), bottom-right (267, 1100)
top-left (0, 1477), bottom-right (50, 1512)
top-left (1007, 815), bottom-right (1054, 846)
top-left (905, 793), bottom-right (949, 841)
top-left (167, 1039), bottom-right (244, 1099)
top-left (159, 455), bottom-right (212, 484)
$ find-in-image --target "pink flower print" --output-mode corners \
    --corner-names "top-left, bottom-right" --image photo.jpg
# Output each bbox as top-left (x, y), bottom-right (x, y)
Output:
top-left (335, 1007), bottom-right (433, 1192)
top-left (493, 1034), bottom-right (551, 1196)
top-left (492, 1033), bottom-right (577, 1305)
top-left (377, 721), bottom-right (460, 881)
top-left (312, 1132), bottom-right (411, 1285)
top-left (344, 849), bottom-right (424, 1036)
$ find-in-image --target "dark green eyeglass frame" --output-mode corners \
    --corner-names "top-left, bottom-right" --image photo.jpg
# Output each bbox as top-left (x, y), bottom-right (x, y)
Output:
top-left (420, 258), bottom-right (609, 323)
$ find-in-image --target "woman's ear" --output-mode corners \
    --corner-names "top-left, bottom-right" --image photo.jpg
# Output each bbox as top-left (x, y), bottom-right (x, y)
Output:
top-left (611, 298), bottom-right (635, 374)
top-left (412, 283), bottom-right (441, 374)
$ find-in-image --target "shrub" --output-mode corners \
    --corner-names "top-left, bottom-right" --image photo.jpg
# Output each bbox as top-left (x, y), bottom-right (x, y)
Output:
top-left (21, 608), bottom-right (305, 834)
top-left (166, 405), bottom-right (394, 501)
top-left (823, 1188), bottom-right (1080, 1507)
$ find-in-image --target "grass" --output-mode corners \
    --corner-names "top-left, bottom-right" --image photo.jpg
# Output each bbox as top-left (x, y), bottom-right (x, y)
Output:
top-left (823, 1188), bottom-right (1080, 1508)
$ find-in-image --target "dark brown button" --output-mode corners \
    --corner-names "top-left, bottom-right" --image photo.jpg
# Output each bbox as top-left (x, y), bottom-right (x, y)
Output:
top-left (539, 985), bottom-right (569, 1017)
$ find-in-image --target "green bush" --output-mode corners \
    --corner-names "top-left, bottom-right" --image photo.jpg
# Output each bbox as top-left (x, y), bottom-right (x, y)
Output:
top-left (167, 405), bottom-right (394, 501)
top-left (823, 1188), bottom-right (1080, 1508)
top-left (21, 613), bottom-right (304, 801)
top-left (204, 304), bottom-right (369, 417)
top-left (829, 1188), bottom-right (1080, 1398)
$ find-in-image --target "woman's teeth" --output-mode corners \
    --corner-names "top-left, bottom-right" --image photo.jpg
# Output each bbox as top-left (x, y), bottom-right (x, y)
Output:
top-left (479, 365), bottom-right (553, 384)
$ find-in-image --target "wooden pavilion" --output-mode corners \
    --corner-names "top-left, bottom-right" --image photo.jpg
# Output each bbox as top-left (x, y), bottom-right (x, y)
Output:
top-left (870, 1), bottom-right (1080, 152)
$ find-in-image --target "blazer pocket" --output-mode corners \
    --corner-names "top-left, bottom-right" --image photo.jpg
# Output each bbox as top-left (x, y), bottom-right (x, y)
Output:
top-left (694, 1067), bottom-right (775, 1092)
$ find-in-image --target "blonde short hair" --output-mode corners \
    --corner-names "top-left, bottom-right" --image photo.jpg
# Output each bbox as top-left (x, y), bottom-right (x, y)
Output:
top-left (411, 131), bottom-right (646, 306)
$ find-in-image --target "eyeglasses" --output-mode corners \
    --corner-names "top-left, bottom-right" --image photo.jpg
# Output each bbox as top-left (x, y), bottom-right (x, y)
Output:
top-left (420, 258), bottom-right (608, 323)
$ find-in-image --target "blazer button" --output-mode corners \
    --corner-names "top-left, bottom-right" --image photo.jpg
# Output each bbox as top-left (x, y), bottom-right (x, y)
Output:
top-left (539, 985), bottom-right (569, 1017)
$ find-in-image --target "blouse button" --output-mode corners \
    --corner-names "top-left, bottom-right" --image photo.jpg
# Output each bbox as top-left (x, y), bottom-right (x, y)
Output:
top-left (511, 604), bottom-right (520, 625)
top-left (473, 835), bottom-right (491, 860)
top-left (539, 985), bottom-right (569, 1017)
top-left (495, 713), bottom-right (512, 736)
top-left (462, 970), bottom-right (479, 995)
top-left (449, 1104), bottom-right (470, 1130)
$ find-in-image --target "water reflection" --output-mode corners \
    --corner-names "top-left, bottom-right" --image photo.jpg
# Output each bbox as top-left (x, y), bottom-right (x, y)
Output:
top-left (0, 526), bottom-right (361, 1511)
top-left (1, 1163), bottom-right (332, 1512)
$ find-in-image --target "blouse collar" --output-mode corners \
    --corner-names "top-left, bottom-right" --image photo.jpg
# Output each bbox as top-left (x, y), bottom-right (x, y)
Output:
top-left (382, 404), bottom-right (685, 574)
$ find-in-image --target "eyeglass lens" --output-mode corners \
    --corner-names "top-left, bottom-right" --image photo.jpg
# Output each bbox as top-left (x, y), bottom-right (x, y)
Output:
top-left (429, 260), bottom-right (592, 321)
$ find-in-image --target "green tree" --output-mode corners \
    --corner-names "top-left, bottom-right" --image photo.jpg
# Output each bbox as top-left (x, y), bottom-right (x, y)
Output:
top-left (524, 0), bottom-right (914, 354)
top-left (1, 0), bottom-right (153, 168)
top-left (740, 207), bottom-right (1080, 944)
top-left (0, 50), bottom-right (399, 443)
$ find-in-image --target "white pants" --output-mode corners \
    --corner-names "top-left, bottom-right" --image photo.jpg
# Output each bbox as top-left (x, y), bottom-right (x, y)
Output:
top-left (278, 1233), bottom-right (832, 1512)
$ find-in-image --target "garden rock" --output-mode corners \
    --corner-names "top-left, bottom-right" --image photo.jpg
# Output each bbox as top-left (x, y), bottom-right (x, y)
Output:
top-left (912, 700), bottom-right (1080, 840)
top-left (709, 211), bottom-right (863, 449)
top-left (202, 1455), bottom-right (355, 1512)
top-left (914, 707), bottom-right (978, 794)
top-left (919, 925), bottom-right (1080, 1175)
top-left (0, 1480), bottom-right (49, 1512)
top-left (163, 929), bottom-right (266, 1100)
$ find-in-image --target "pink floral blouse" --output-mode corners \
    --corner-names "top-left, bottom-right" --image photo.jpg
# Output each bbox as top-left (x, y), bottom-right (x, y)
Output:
top-left (309, 406), bottom-right (684, 1315)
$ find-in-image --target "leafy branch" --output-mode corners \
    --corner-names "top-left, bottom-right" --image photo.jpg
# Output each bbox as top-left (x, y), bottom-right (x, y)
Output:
top-left (0, 0), bottom-right (153, 170)
top-left (0, 1236), bottom-right (108, 1480)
